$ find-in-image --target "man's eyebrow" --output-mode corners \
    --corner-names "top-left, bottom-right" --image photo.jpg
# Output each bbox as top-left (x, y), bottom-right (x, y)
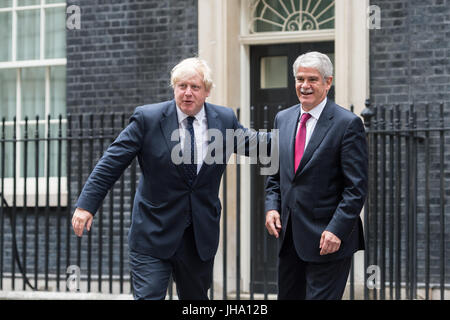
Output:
top-left (296, 75), bottom-right (319, 79)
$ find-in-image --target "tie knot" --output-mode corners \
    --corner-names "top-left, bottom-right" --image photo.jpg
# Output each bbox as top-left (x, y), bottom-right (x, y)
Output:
top-left (300, 113), bottom-right (311, 124)
top-left (187, 116), bottom-right (195, 126)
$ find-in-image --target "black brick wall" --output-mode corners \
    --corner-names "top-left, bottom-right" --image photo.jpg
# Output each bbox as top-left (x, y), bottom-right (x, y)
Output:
top-left (369, 0), bottom-right (450, 105)
top-left (369, 0), bottom-right (450, 286)
top-left (66, 0), bottom-right (198, 115)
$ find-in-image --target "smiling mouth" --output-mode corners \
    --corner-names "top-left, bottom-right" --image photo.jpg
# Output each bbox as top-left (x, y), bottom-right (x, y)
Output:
top-left (301, 91), bottom-right (313, 96)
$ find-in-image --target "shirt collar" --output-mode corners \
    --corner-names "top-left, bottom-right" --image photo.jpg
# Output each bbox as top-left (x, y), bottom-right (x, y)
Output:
top-left (300, 97), bottom-right (327, 121)
top-left (176, 104), bottom-right (206, 125)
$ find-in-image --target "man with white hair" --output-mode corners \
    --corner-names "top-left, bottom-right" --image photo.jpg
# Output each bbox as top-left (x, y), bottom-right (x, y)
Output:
top-left (72, 57), bottom-right (267, 300)
top-left (265, 51), bottom-right (368, 299)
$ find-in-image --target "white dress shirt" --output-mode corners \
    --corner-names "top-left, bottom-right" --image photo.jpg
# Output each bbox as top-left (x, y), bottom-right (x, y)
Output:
top-left (176, 105), bottom-right (209, 174)
top-left (296, 97), bottom-right (327, 150)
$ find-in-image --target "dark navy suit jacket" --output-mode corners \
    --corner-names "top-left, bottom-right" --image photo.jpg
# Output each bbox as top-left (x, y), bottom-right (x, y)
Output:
top-left (265, 99), bottom-right (368, 263)
top-left (76, 100), bottom-right (262, 261)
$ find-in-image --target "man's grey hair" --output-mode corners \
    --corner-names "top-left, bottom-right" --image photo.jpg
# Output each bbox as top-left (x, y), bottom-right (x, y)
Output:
top-left (292, 51), bottom-right (333, 82)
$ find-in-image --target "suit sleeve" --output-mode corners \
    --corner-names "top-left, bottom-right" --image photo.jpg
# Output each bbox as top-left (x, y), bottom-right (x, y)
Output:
top-left (75, 107), bottom-right (145, 215)
top-left (325, 116), bottom-right (368, 241)
top-left (264, 114), bottom-right (281, 213)
top-left (231, 110), bottom-right (270, 158)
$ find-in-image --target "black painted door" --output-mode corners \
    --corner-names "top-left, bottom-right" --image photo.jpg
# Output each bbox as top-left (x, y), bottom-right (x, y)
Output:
top-left (249, 41), bottom-right (334, 293)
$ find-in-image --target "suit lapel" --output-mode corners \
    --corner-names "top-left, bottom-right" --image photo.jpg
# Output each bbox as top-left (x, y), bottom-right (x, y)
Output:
top-left (160, 100), bottom-right (189, 183)
top-left (194, 103), bottom-right (222, 183)
top-left (295, 100), bottom-right (334, 177)
top-left (204, 102), bottom-right (222, 135)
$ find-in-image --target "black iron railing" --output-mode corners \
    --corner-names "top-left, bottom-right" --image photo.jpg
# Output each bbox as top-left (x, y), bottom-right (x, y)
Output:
top-left (361, 100), bottom-right (449, 300)
top-left (0, 113), bottom-right (135, 294)
top-left (0, 101), bottom-right (448, 299)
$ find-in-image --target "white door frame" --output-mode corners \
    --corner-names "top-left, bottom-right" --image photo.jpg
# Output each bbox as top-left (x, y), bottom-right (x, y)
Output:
top-left (198, 0), bottom-right (369, 296)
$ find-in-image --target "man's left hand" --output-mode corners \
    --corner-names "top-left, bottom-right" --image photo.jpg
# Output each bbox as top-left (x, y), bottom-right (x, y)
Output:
top-left (319, 231), bottom-right (341, 255)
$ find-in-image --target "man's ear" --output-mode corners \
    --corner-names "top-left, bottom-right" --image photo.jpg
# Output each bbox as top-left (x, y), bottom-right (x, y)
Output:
top-left (326, 76), bottom-right (333, 89)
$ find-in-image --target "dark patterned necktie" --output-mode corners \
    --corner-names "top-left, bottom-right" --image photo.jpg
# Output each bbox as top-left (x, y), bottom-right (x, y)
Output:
top-left (183, 116), bottom-right (197, 184)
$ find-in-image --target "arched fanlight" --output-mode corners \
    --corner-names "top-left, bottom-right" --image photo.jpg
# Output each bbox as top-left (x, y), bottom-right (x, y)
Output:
top-left (250, 0), bottom-right (335, 33)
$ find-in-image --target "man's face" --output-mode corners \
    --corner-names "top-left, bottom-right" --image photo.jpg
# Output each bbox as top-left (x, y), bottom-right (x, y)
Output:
top-left (174, 74), bottom-right (210, 116)
top-left (295, 67), bottom-right (332, 111)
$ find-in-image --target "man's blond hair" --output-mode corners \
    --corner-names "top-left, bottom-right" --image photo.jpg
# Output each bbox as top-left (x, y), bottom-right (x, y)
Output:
top-left (170, 57), bottom-right (214, 91)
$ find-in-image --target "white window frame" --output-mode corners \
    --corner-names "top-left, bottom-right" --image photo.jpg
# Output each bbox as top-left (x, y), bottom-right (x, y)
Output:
top-left (0, 0), bottom-right (67, 207)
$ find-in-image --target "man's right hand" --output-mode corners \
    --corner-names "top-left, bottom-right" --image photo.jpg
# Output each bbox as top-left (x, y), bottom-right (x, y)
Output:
top-left (265, 210), bottom-right (282, 238)
top-left (72, 207), bottom-right (94, 237)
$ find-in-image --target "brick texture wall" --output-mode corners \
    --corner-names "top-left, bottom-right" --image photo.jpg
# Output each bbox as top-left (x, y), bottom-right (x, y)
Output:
top-left (369, 0), bottom-right (450, 105)
top-left (66, 0), bottom-right (198, 115)
top-left (369, 0), bottom-right (450, 288)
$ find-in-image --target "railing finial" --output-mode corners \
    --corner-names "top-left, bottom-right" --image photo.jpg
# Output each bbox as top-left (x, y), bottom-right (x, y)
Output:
top-left (361, 99), bottom-right (375, 129)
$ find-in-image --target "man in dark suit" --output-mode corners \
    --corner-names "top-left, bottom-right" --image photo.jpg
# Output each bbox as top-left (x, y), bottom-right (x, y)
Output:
top-left (72, 57), bottom-right (267, 300)
top-left (265, 51), bottom-right (368, 300)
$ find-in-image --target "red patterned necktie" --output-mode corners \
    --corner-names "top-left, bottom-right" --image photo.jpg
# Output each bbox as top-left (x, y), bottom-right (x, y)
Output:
top-left (294, 112), bottom-right (311, 173)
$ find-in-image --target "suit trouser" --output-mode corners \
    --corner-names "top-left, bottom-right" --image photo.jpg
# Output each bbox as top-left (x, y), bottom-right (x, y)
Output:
top-left (129, 224), bottom-right (214, 300)
top-left (278, 218), bottom-right (352, 300)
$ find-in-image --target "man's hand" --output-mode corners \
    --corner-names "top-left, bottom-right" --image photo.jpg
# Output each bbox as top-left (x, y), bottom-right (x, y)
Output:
top-left (72, 207), bottom-right (94, 237)
top-left (265, 210), bottom-right (282, 238)
top-left (319, 230), bottom-right (341, 255)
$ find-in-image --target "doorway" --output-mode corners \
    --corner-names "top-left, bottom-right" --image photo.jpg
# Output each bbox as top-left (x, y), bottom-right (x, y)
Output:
top-left (249, 41), bottom-right (334, 293)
